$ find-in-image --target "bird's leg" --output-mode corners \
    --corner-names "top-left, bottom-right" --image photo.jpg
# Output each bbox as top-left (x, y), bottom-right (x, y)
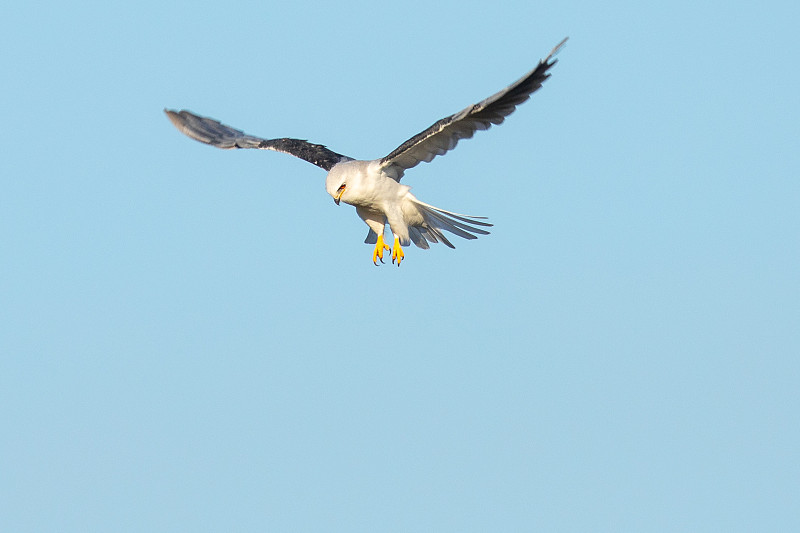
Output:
top-left (372, 234), bottom-right (391, 265)
top-left (391, 236), bottom-right (405, 266)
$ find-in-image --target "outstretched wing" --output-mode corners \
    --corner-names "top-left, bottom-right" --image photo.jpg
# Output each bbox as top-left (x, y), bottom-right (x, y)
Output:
top-left (164, 109), bottom-right (352, 171)
top-left (379, 38), bottom-right (567, 180)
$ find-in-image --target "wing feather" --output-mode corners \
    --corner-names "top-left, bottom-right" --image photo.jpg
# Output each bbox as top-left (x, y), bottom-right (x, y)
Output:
top-left (164, 109), bottom-right (351, 171)
top-left (379, 38), bottom-right (567, 180)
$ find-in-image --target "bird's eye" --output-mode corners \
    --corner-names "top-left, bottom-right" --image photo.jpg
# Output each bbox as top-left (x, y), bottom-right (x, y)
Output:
top-left (337, 184), bottom-right (346, 192)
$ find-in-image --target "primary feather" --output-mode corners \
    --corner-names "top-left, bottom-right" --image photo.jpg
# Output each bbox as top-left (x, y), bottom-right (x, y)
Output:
top-left (379, 37), bottom-right (568, 180)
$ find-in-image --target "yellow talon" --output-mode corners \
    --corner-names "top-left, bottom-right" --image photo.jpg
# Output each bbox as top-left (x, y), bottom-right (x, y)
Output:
top-left (391, 237), bottom-right (405, 266)
top-left (372, 234), bottom-right (391, 265)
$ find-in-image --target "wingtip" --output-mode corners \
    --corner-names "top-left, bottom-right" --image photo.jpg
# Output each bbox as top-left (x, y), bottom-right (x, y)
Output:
top-left (164, 108), bottom-right (185, 130)
top-left (547, 37), bottom-right (569, 62)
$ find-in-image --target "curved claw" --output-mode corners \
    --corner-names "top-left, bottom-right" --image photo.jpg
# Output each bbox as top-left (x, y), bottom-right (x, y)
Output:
top-left (372, 234), bottom-right (391, 265)
top-left (391, 238), bottom-right (405, 266)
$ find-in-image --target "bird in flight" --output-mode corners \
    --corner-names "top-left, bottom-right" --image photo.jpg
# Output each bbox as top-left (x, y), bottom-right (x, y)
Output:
top-left (166, 38), bottom-right (566, 266)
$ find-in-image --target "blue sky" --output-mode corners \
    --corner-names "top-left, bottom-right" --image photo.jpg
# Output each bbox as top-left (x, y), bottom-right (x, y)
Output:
top-left (2, 1), bottom-right (798, 531)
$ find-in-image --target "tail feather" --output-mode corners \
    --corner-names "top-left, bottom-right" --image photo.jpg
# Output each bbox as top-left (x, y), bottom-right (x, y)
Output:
top-left (417, 225), bottom-right (441, 245)
top-left (410, 199), bottom-right (492, 249)
top-left (424, 210), bottom-right (479, 240)
top-left (428, 207), bottom-right (493, 227)
top-left (425, 224), bottom-right (455, 248)
top-left (428, 210), bottom-right (491, 236)
top-left (408, 226), bottom-right (431, 249)
top-left (364, 229), bottom-right (378, 244)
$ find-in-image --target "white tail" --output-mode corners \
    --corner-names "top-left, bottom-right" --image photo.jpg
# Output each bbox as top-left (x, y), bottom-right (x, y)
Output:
top-left (364, 199), bottom-right (492, 249)
top-left (407, 199), bottom-right (491, 249)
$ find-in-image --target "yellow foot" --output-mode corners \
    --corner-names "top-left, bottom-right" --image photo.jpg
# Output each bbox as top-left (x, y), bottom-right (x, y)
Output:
top-left (372, 234), bottom-right (391, 265)
top-left (391, 237), bottom-right (405, 266)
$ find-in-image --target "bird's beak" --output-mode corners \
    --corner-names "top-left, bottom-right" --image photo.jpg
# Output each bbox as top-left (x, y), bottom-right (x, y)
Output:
top-left (334, 188), bottom-right (345, 206)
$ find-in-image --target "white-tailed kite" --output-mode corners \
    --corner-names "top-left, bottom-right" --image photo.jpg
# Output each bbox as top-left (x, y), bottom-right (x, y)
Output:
top-left (166, 38), bottom-right (566, 266)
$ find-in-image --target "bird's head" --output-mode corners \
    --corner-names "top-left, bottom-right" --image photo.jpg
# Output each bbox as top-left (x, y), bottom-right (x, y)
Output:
top-left (325, 166), bottom-right (348, 206)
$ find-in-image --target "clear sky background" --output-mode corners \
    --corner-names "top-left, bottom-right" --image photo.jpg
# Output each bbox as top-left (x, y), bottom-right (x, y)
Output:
top-left (2, 1), bottom-right (798, 531)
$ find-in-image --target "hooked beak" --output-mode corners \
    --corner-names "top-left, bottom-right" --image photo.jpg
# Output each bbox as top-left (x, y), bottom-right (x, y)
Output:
top-left (334, 186), bottom-right (345, 206)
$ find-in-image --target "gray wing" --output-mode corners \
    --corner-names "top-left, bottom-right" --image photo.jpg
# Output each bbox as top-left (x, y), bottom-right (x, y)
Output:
top-left (164, 109), bottom-right (352, 171)
top-left (379, 38), bottom-right (567, 180)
